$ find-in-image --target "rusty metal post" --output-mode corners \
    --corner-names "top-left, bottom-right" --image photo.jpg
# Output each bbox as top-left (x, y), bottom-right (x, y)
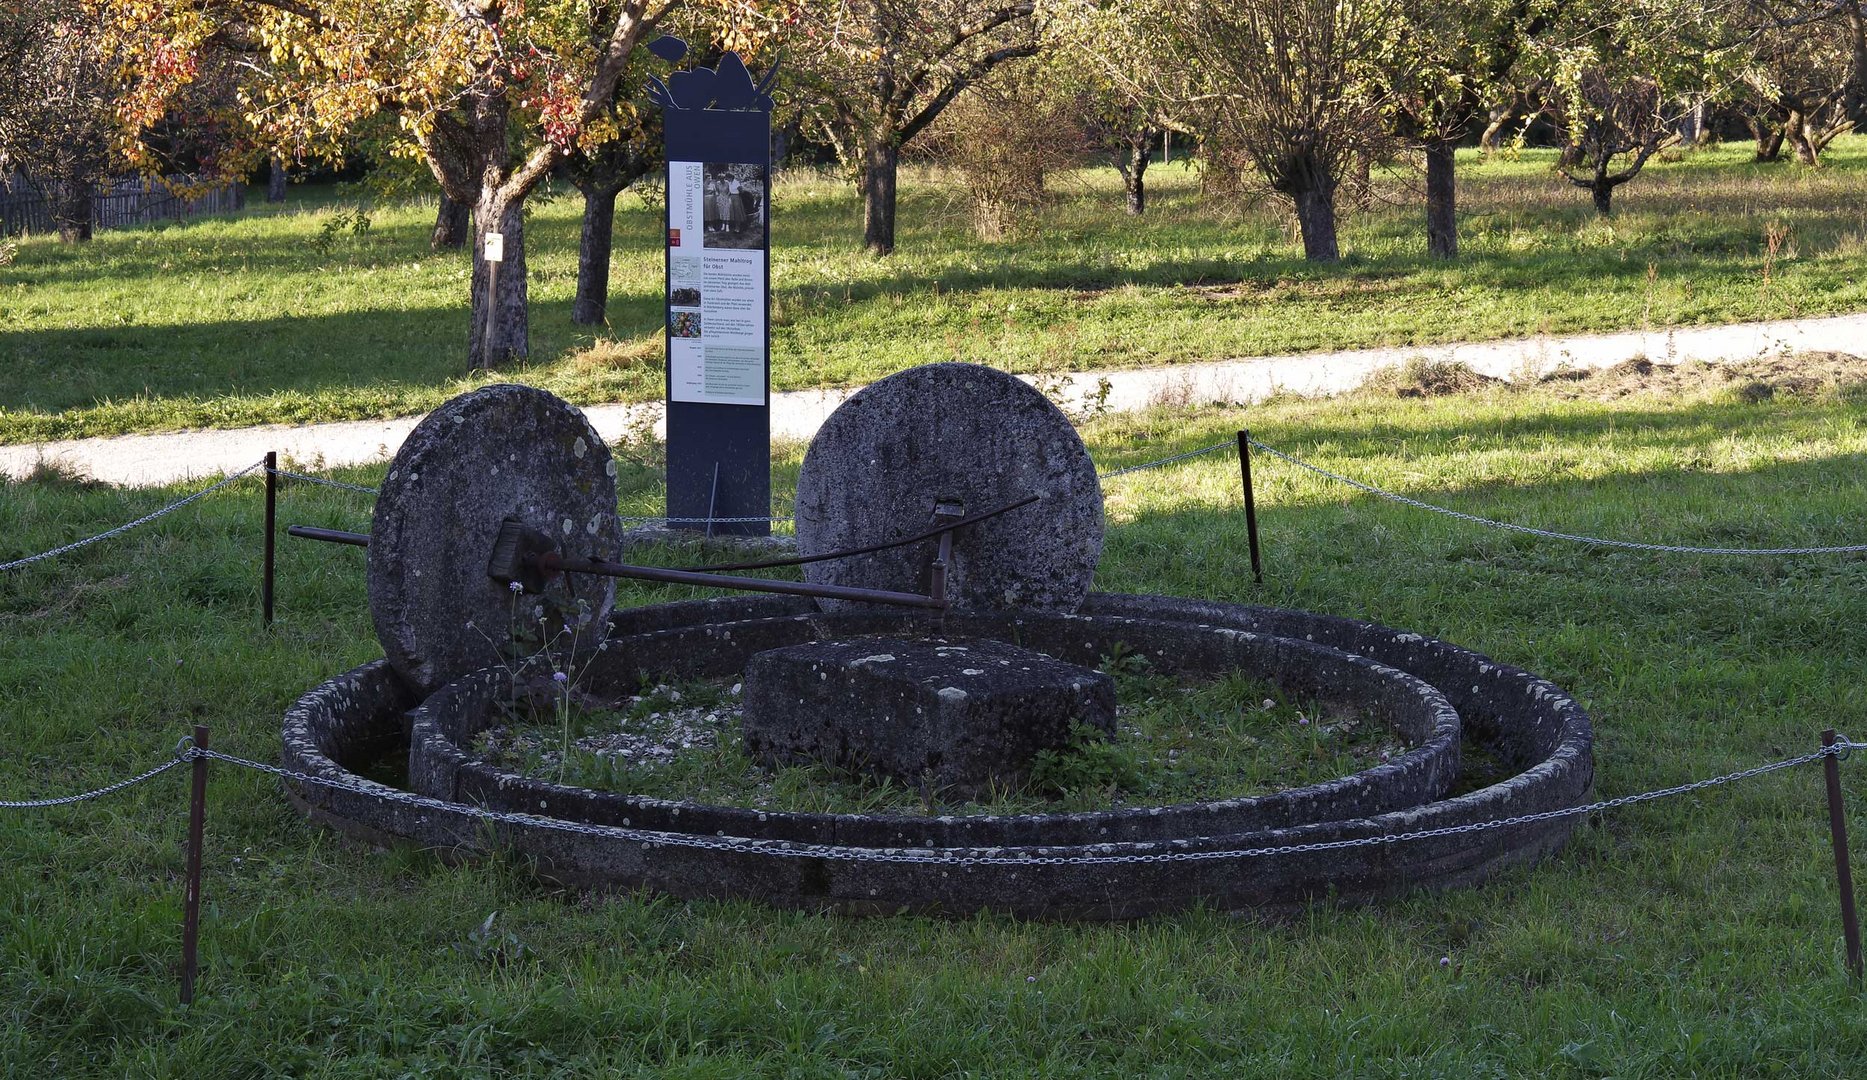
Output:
top-left (928, 498), bottom-right (963, 611)
top-left (930, 529), bottom-right (953, 608)
top-left (1824, 729), bottom-right (1862, 980)
top-left (1237, 430), bottom-right (1263, 585)
top-left (262, 451), bottom-right (277, 628)
top-left (180, 724), bottom-right (210, 1005)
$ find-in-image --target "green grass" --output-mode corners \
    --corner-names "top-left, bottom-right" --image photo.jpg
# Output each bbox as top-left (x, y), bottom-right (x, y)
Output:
top-left (10, 139), bottom-right (1867, 443)
top-left (7, 362), bottom-right (1867, 1075)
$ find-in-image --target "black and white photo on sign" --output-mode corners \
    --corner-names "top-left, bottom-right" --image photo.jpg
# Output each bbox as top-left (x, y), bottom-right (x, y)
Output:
top-left (702, 162), bottom-right (766, 250)
top-left (669, 286), bottom-right (701, 306)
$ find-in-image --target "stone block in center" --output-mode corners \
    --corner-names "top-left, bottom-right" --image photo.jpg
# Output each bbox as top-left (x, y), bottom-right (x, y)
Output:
top-left (741, 637), bottom-right (1117, 800)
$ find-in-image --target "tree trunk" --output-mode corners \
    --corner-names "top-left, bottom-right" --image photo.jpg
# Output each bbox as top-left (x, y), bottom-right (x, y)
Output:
top-left (1425, 138), bottom-right (1457, 259)
top-left (1847, 7), bottom-right (1867, 127)
top-left (1347, 153), bottom-right (1374, 212)
top-left (1479, 103), bottom-right (1515, 153)
top-left (862, 139), bottom-right (900, 255)
top-left (1291, 185), bottom-right (1340, 262)
top-left (432, 193), bottom-right (469, 250)
top-left (51, 171), bottom-right (93, 243)
top-left (468, 192), bottom-right (528, 369)
top-left (1748, 112), bottom-right (1785, 162)
top-left (1787, 112), bottom-right (1821, 165)
top-left (1118, 134), bottom-right (1152, 215)
top-left (1677, 100), bottom-right (1706, 146)
top-left (267, 157), bottom-right (288, 203)
top-left (573, 186), bottom-right (619, 325)
top-left (1591, 182), bottom-right (1614, 217)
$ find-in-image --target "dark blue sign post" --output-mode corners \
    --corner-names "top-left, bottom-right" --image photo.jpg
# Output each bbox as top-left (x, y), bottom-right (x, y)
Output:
top-left (649, 40), bottom-right (775, 537)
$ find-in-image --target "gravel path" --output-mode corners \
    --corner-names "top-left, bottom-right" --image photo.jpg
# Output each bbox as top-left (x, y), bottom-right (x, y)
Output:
top-left (5, 311), bottom-right (1862, 487)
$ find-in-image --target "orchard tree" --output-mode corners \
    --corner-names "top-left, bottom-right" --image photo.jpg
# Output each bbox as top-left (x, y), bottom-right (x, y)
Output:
top-left (790, 0), bottom-right (1043, 254)
top-left (96, 0), bottom-right (772, 368)
top-left (567, 92), bottom-right (661, 324)
top-left (1739, 5), bottom-right (1858, 163)
top-left (1177, 0), bottom-right (1397, 261)
top-left (925, 67), bottom-right (1084, 238)
top-left (1388, 0), bottom-right (1556, 257)
top-left (1535, 0), bottom-right (1730, 216)
top-left (0, 0), bottom-right (113, 242)
top-left (1052, 0), bottom-right (1193, 215)
top-left (1554, 70), bottom-right (1687, 214)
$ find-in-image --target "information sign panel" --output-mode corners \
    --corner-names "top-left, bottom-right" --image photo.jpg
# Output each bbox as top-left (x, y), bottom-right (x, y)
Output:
top-left (648, 43), bottom-right (775, 537)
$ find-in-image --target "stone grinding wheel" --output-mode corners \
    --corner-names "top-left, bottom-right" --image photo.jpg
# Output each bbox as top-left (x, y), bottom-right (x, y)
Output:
top-left (795, 363), bottom-right (1103, 613)
top-left (368, 384), bottom-right (623, 695)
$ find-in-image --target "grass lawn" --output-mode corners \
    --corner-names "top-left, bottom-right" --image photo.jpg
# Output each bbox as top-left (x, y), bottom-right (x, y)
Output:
top-left (7, 139), bottom-right (1867, 444)
top-left (5, 359), bottom-right (1867, 1075)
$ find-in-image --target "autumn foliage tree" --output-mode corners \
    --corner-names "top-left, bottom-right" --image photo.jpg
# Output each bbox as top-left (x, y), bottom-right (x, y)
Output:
top-left (95, 0), bottom-right (770, 368)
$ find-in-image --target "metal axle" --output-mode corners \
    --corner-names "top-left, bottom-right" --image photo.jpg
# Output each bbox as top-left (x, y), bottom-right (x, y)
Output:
top-left (286, 522), bottom-right (959, 610)
top-left (534, 551), bottom-right (945, 609)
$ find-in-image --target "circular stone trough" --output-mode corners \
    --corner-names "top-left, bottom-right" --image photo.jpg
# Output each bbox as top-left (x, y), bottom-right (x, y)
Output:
top-left (281, 594), bottom-right (1595, 920)
top-left (405, 609), bottom-right (1465, 849)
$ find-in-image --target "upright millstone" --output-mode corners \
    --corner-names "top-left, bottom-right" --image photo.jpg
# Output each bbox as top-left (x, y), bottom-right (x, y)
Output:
top-left (795, 363), bottom-right (1104, 613)
top-left (367, 384), bottom-right (622, 694)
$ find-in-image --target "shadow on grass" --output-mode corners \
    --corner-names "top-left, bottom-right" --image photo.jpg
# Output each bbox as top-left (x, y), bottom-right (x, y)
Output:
top-left (0, 289), bottom-right (676, 419)
top-left (10, 150), bottom-right (1867, 431)
top-left (1100, 447), bottom-right (1867, 707)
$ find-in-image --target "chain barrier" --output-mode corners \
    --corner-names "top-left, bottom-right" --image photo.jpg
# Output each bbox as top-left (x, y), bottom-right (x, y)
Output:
top-left (6, 738), bottom-right (1859, 863)
top-left (270, 457), bottom-right (797, 525)
top-left (1248, 438), bottom-right (1867, 557)
top-left (620, 514), bottom-right (795, 526)
top-left (0, 756), bottom-right (189, 809)
top-left (1098, 440), bottom-right (1235, 481)
top-left (179, 739), bottom-right (1858, 867)
top-left (1, 462), bottom-right (268, 573)
top-left (268, 467), bottom-right (379, 497)
top-left (272, 435), bottom-right (1241, 514)
top-left (2, 433), bottom-right (1233, 573)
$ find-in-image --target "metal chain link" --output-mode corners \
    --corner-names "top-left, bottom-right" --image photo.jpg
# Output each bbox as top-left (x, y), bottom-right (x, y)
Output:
top-left (268, 467), bottom-right (380, 497)
top-left (620, 514), bottom-right (795, 525)
top-left (190, 739), bottom-right (1859, 867)
top-left (259, 435), bottom-right (1244, 529)
top-left (1098, 440), bottom-right (1235, 480)
top-left (267, 468), bottom-right (793, 524)
top-left (1248, 439), bottom-right (1867, 556)
top-left (2, 461), bottom-right (268, 573)
top-left (0, 756), bottom-right (188, 809)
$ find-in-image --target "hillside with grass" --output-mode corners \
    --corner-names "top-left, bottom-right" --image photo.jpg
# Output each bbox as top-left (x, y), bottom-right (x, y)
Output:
top-left (6, 141), bottom-right (1867, 444)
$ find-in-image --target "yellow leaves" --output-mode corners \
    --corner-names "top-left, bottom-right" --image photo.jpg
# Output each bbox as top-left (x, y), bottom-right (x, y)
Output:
top-left (578, 115), bottom-right (621, 150)
top-left (96, 0), bottom-right (789, 190)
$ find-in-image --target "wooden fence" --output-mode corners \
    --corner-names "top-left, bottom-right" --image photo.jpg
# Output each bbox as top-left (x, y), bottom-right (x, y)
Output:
top-left (0, 176), bottom-right (246, 237)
